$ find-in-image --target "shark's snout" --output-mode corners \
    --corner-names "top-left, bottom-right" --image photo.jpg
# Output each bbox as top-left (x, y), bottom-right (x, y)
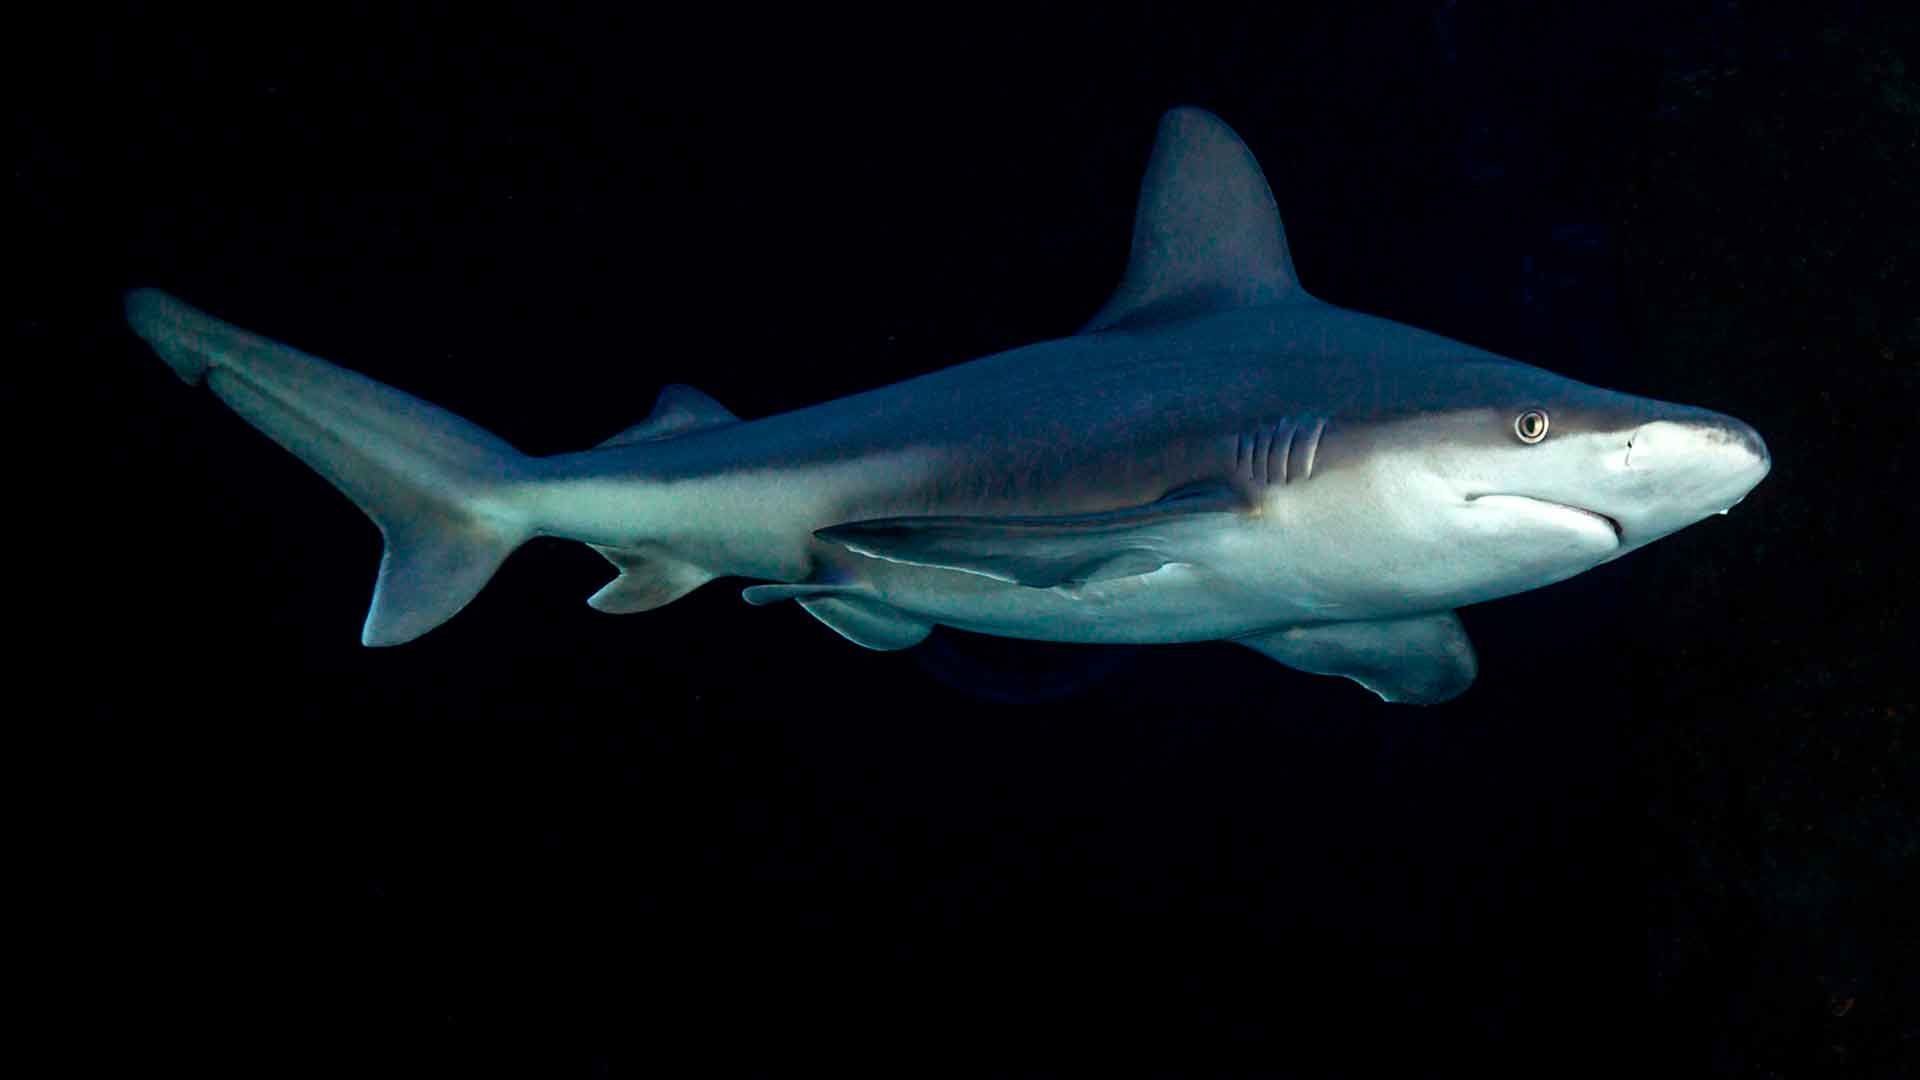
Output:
top-left (1726, 417), bottom-right (1771, 474)
top-left (1604, 411), bottom-right (1769, 547)
top-left (1627, 413), bottom-right (1769, 481)
top-left (1699, 414), bottom-right (1770, 490)
top-left (1719, 416), bottom-right (1772, 509)
top-left (1680, 414), bottom-right (1769, 472)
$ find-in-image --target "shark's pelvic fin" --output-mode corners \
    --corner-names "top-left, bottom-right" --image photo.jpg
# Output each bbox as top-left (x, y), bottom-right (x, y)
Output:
top-left (596, 384), bottom-right (738, 448)
top-left (740, 582), bottom-right (858, 606)
top-left (124, 288), bottom-right (536, 646)
top-left (740, 582), bottom-right (931, 650)
top-left (1234, 613), bottom-right (1478, 705)
top-left (815, 482), bottom-right (1245, 588)
top-left (1081, 106), bottom-right (1305, 334)
top-left (796, 596), bottom-right (932, 651)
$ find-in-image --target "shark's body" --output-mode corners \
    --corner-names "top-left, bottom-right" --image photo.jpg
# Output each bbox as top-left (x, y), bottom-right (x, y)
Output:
top-left (126, 108), bottom-right (1770, 703)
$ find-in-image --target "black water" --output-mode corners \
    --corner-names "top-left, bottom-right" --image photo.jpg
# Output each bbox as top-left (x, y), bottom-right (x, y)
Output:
top-left (29, 3), bottom-right (1917, 1074)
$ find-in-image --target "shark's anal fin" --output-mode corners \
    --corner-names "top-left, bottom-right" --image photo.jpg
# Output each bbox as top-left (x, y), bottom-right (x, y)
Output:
top-left (740, 583), bottom-right (931, 651)
top-left (1081, 107), bottom-right (1305, 334)
top-left (1235, 612), bottom-right (1478, 705)
top-left (815, 482), bottom-right (1246, 588)
top-left (587, 545), bottom-right (714, 613)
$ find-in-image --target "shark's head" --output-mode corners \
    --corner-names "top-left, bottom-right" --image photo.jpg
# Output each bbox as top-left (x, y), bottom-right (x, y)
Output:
top-left (1314, 356), bottom-right (1772, 610)
top-left (1068, 106), bottom-right (1770, 630)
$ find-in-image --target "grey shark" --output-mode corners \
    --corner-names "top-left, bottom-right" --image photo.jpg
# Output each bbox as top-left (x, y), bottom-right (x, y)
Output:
top-left (125, 107), bottom-right (1769, 703)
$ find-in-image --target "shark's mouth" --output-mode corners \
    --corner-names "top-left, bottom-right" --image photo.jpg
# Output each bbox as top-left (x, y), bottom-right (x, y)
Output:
top-left (1468, 494), bottom-right (1624, 543)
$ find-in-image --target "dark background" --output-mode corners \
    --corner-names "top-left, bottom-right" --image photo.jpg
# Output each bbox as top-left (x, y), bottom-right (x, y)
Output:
top-left (23, 3), bottom-right (1916, 1074)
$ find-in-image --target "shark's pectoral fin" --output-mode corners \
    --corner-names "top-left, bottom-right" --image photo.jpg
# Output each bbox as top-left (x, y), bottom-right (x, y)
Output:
top-left (1235, 612), bottom-right (1477, 705)
top-left (587, 545), bottom-right (713, 613)
top-left (815, 482), bottom-right (1245, 588)
top-left (740, 583), bottom-right (931, 651)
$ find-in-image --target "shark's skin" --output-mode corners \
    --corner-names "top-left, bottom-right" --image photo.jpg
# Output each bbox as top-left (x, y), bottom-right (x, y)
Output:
top-left (125, 107), bottom-right (1769, 703)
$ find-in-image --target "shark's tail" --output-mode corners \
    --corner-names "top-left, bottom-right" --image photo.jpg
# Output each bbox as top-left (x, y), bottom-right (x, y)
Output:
top-left (125, 288), bottom-right (537, 646)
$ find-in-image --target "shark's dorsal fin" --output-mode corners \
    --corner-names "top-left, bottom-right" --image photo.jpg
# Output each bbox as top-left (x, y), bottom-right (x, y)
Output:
top-left (1081, 107), bottom-right (1305, 334)
top-left (597, 384), bottom-right (738, 448)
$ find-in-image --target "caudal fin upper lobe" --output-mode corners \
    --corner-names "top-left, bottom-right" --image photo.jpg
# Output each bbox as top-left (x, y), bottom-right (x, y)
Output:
top-left (125, 288), bottom-right (532, 645)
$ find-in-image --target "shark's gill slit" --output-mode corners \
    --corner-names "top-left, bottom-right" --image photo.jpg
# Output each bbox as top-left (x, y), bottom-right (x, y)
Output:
top-left (1302, 417), bottom-right (1326, 481)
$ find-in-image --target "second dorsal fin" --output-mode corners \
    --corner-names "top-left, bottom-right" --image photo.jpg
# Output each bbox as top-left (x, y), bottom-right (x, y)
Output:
top-left (597, 384), bottom-right (738, 448)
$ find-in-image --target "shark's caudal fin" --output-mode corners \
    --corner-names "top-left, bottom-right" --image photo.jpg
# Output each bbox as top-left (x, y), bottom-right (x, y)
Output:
top-left (125, 288), bottom-right (536, 646)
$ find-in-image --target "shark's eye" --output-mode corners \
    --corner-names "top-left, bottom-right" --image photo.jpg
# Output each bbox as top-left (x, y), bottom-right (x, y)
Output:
top-left (1514, 409), bottom-right (1550, 444)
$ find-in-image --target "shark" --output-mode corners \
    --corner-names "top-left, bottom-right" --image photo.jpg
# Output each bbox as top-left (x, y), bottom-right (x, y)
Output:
top-left (125, 107), bottom-right (1770, 704)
